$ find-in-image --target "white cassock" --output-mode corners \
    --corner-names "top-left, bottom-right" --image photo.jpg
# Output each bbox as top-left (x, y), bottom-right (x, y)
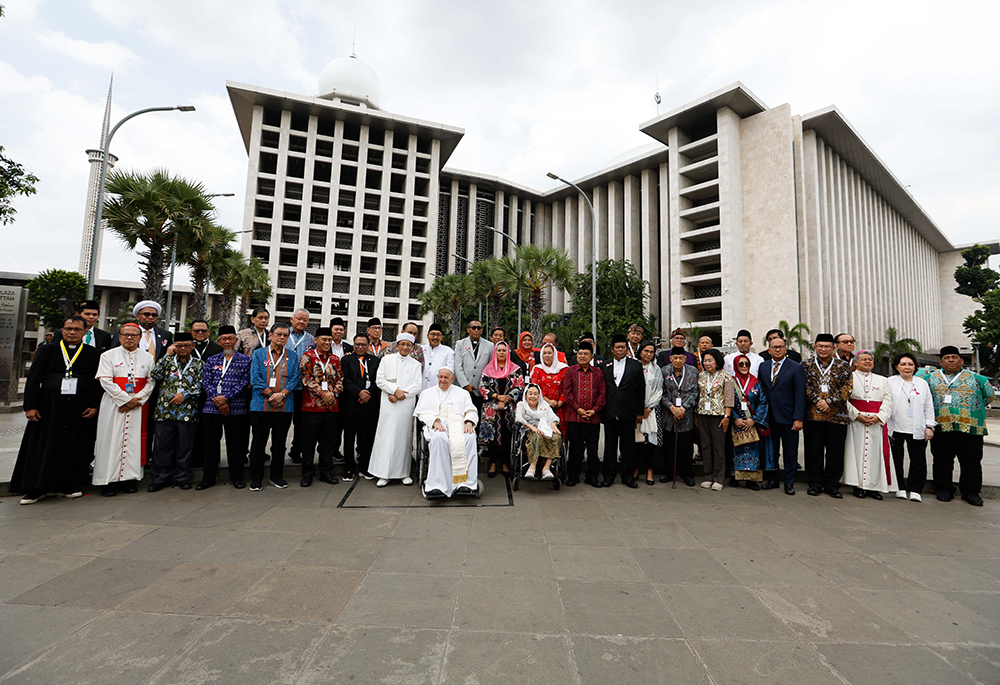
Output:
top-left (93, 347), bottom-right (156, 485)
top-left (415, 384), bottom-right (479, 496)
top-left (421, 343), bottom-right (456, 391)
top-left (369, 353), bottom-right (422, 479)
top-left (843, 371), bottom-right (896, 493)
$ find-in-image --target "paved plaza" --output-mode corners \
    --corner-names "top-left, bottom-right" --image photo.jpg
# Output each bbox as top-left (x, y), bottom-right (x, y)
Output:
top-left (1, 461), bottom-right (998, 684)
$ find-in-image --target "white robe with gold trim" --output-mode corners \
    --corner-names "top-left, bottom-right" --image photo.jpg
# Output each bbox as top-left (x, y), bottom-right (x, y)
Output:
top-left (92, 347), bottom-right (156, 485)
top-left (415, 384), bottom-right (479, 496)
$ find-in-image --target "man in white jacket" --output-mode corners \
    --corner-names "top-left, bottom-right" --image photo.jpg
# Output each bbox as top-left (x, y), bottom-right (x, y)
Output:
top-left (414, 368), bottom-right (479, 497)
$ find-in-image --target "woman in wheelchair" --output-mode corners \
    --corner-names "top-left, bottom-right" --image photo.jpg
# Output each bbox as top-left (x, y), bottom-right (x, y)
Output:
top-left (515, 384), bottom-right (562, 480)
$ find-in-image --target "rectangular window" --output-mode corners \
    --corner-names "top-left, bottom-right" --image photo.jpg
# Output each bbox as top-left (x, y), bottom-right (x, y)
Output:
top-left (259, 152), bottom-right (278, 175)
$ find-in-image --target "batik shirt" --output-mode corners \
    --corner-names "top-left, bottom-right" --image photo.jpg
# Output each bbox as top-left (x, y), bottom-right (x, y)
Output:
top-left (149, 356), bottom-right (205, 422)
top-left (697, 370), bottom-right (735, 416)
top-left (804, 356), bottom-right (853, 423)
top-left (201, 352), bottom-right (251, 415)
top-left (300, 349), bottom-right (344, 412)
top-left (660, 363), bottom-right (699, 432)
top-left (921, 368), bottom-right (994, 436)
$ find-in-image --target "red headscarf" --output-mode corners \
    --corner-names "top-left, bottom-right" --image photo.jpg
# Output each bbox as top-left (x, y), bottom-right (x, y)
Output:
top-left (515, 331), bottom-right (535, 369)
top-left (482, 341), bottom-right (517, 379)
top-left (733, 354), bottom-right (757, 394)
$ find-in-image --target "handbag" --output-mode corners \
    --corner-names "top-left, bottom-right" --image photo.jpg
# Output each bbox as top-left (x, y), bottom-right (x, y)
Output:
top-left (732, 424), bottom-right (760, 446)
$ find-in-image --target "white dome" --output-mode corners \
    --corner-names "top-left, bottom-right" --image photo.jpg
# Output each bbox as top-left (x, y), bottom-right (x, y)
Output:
top-left (318, 55), bottom-right (381, 106)
top-left (605, 142), bottom-right (666, 168)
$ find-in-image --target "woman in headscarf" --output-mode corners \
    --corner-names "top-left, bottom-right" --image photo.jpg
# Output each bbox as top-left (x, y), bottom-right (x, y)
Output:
top-left (479, 341), bottom-right (525, 478)
top-left (634, 341), bottom-right (663, 485)
top-left (515, 383), bottom-right (561, 480)
top-left (529, 342), bottom-right (568, 435)
top-left (730, 353), bottom-right (773, 489)
top-left (513, 331), bottom-right (536, 373)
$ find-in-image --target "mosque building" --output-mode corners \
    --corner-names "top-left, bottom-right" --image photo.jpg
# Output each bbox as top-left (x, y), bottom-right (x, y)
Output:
top-left (227, 55), bottom-right (996, 349)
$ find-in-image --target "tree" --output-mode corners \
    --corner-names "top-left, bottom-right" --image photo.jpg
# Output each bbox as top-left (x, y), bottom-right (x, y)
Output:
top-left (468, 259), bottom-right (509, 332)
top-left (494, 245), bottom-right (576, 342)
top-left (566, 259), bottom-right (656, 350)
top-left (26, 269), bottom-right (86, 331)
top-left (417, 273), bottom-right (470, 344)
top-left (176, 220), bottom-right (237, 321)
top-left (103, 168), bottom-right (216, 302)
top-left (873, 327), bottom-right (922, 363)
top-left (954, 244), bottom-right (1000, 375)
top-left (0, 145), bottom-right (39, 226)
top-left (208, 247), bottom-right (247, 326)
top-left (234, 257), bottom-right (272, 328)
top-left (778, 320), bottom-right (812, 354)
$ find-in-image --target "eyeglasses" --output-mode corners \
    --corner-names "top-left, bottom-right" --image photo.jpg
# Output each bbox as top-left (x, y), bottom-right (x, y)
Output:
top-left (737, 362), bottom-right (750, 367)
top-left (469, 325), bottom-right (482, 330)
top-left (138, 312), bottom-right (158, 317)
top-left (61, 327), bottom-right (85, 333)
top-left (120, 333), bottom-right (140, 339)
top-left (841, 339), bottom-right (856, 344)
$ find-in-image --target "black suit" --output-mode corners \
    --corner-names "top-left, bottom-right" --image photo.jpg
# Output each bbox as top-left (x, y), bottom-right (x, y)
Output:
top-left (600, 357), bottom-right (646, 481)
top-left (193, 339), bottom-right (223, 362)
top-left (757, 357), bottom-right (806, 487)
top-left (760, 349), bottom-right (802, 363)
top-left (340, 352), bottom-right (380, 474)
top-left (52, 326), bottom-right (112, 354)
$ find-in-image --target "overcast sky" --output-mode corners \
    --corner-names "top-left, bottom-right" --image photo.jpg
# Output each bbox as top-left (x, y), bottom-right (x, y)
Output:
top-left (1, 0), bottom-right (998, 284)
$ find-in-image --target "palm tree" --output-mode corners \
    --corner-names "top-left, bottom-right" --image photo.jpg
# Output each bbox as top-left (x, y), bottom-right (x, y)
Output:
top-left (176, 221), bottom-right (237, 321)
top-left (233, 257), bottom-right (272, 328)
top-left (208, 247), bottom-right (245, 326)
top-left (778, 320), bottom-right (812, 354)
top-left (683, 325), bottom-right (703, 353)
top-left (468, 259), bottom-right (508, 332)
top-left (417, 274), bottom-right (470, 343)
top-left (874, 327), bottom-right (922, 362)
top-left (103, 168), bottom-right (216, 302)
top-left (494, 245), bottom-right (576, 341)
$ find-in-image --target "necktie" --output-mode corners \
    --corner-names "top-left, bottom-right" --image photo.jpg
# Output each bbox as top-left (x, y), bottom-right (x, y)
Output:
top-left (771, 361), bottom-right (779, 383)
top-left (145, 330), bottom-right (156, 361)
top-left (85, 330), bottom-right (93, 346)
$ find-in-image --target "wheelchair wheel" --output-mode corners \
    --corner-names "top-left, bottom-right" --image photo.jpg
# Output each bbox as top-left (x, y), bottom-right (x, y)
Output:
top-left (475, 478), bottom-right (484, 498)
top-left (552, 477), bottom-right (560, 491)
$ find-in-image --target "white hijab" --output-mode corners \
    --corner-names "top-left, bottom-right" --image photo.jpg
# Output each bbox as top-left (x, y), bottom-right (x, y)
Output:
top-left (534, 342), bottom-right (567, 375)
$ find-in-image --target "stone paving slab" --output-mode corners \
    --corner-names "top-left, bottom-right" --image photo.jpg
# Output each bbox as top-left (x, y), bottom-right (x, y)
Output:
top-left (0, 473), bottom-right (998, 684)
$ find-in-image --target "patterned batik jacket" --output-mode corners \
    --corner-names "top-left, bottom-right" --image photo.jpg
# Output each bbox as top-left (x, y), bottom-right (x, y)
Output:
top-left (149, 356), bottom-right (205, 422)
top-left (804, 356), bottom-right (853, 423)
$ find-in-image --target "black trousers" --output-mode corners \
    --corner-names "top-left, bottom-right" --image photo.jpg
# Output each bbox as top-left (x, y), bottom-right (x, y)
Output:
top-left (249, 412), bottom-right (293, 483)
top-left (190, 394), bottom-right (208, 469)
top-left (767, 421), bottom-right (800, 487)
top-left (890, 431), bottom-right (928, 494)
top-left (567, 422), bottom-right (601, 477)
top-left (663, 429), bottom-right (694, 479)
top-left (486, 422), bottom-right (512, 467)
top-left (202, 412), bottom-right (250, 484)
top-left (152, 420), bottom-right (197, 485)
top-left (931, 431), bottom-right (983, 497)
top-left (288, 389), bottom-right (304, 460)
top-left (343, 413), bottom-right (378, 474)
top-left (803, 420), bottom-right (847, 491)
top-left (602, 418), bottom-right (636, 480)
top-left (146, 390), bottom-right (161, 478)
top-left (300, 412), bottom-right (338, 478)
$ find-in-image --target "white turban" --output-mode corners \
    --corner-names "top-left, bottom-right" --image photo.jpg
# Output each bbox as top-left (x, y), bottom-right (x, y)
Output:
top-left (396, 332), bottom-right (415, 343)
top-left (133, 300), bottom-right (162, 317)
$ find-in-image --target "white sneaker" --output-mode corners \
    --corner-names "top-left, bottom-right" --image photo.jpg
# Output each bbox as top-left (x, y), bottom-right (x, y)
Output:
top-left (909, 492), bottom-right (922, 502)
top-left (895, 490), bottom-right (908, 500)
top-left (19, 493), bottom-right (44, 505)
top-left (376, 478), bottom-right (389, 488)
top-left (402, 477), bottom-right (413, 486)
top-left (711, 482), bottom-right (724, 491)
top-left (700, 481), bottom-right (713, 489)
top-left (524, 467), bottom-right (536, 479)
top-left (541, 470), bottom-right (555, 480)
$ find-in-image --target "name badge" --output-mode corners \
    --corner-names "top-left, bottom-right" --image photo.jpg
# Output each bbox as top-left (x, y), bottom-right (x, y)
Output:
top-left (907, 405), bottom-right (914, 418)
top-left (269, 377), bottom-right (277, 388)
top-left (61, 378), bottom-right (78, 395)
top-left (217, 384), bottom-right (223, 395)
top-left (125, 382), bottom-right (134, 393)
top-left (943, 394), bottom-right (952, 405)
top-left (704, 401), bottom-right (711, 412)
top-left (321, 381), bottom-right (329, 391)
top-left (675, 397), bottom-right (682, 407)
top-left (741, 401), bottom-right (749, 412)
top-left (820, 383), bottom-right (829, 393)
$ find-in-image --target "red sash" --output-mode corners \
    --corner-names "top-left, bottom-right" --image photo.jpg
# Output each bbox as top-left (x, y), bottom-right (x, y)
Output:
top-left (849, 399), bottom-right (891, 485)
top-left (113, 377), bottom-right (149, 466)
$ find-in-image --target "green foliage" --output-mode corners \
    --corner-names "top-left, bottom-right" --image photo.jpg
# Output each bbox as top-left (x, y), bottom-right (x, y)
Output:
top-left (184, 317), bottom-right (219, 337)
top-left (109, 301), bottom-right (139, 332)
top-left (176, 221), bottom-right (238, 321)
top-left (0, 145), bottom-right (39, 226)
top-left (26, 269), bottom-right (87, 330)
top-left (566, 259), bottom-right (656, 353)
top-left (682, 325), bottom-right (704, 352)
top-left (873, 327), bottom-right (922, 362)
top-left (954, 244), bottom-right (1000, 376)
top-left (778, 320), bottom-right (812, 353)
top-left (493, 245), bottom-right (576, 342)
top-left (954, 245), bottom-right (999, 299)
top-left (418, 273), bottom-right (471, 344)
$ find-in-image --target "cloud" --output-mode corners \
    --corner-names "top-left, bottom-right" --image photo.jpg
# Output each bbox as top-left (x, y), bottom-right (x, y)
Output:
top-left (34, 28), bottom-right (143, 72)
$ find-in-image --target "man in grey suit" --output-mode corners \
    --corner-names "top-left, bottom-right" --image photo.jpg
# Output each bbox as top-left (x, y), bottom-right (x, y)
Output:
top-left (454, 320), bottom-right (494, 416)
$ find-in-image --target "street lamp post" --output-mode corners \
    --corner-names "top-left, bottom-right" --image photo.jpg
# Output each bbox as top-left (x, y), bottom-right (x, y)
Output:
top-left (85, 105), bottom-right (196, 300)
top-left (452, 253), bottom-right (482, 321)
top-left (484, 225), bottom-right (523, 335)
top-left (547, 172), bottom-right (597, 342)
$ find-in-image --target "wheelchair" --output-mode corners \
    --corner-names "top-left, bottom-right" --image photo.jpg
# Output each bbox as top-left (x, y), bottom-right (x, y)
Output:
top-left (510, 423), bottom-right (566, 492)
top-left (415, 424), bottom-right (484, 500)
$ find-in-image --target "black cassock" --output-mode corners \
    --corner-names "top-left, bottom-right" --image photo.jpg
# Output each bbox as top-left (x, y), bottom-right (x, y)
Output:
top-left (11, 343), bottom-right (102, 493)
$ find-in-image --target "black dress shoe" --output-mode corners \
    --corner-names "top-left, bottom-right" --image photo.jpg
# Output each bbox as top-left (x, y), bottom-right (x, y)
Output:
top-left (319, 474), bottom-right (339, 485)
top-left (936, 491), bottom-right (953, 502)
top-left (659, 474), bottom-right (670, 483)
top-left (147, 482), bottom-right (169, 493)
top-left (853, 487), bottom-right (866, 499)
top-left (487, 469), bottom-right (497, 479)
top-left (232, 480), bottom-right (245, 489)
top-left (624, 479), bottom-right (638, 489)
top-left (120, 482), bottom-right (138, 494)
top-left (195, 482), bottom-right (214, 491)
top-left (867, 491), bottom-right (883, 501)
top-left (683, 476), bottom-right (696, 487)
top-left (962, 493), bottom-right (984, 507)
top-left (784, 484), bottom-right (795, 496)
top-left (826, 489), bottom-right (843, 499)
top-left (601, 478), bottom-right (615, 488)
top-left (425, 489), bottom-right (444, 498)
top-left (807, 487), bottom-right (822, 497)
top-left (729, 477), bottom-right (739, 488)
top-left (100, 485), bottom-right (118, 497)
top-left (300, 476), bottom-right (313, 487)
top-left (565, 474), bottom-right (580, 487)
top-left (178, 482), bottom-right (193, 490)
top-left (747, 481), bottom-right (760, 491)
top-left (761, 481), bottom-right (778, 490)
top-left (585, 475), bottom-right (602, 488)
top-left (646, 478), bottom-right (655, 486)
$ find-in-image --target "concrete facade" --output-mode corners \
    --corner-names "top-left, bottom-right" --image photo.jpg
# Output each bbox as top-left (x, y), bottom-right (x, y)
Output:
top-left (228, 72), bottom-right (997, 351)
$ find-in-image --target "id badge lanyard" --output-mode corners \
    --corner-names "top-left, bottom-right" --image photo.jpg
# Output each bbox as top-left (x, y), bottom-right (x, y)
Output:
top-left (267, 349), bottom-right (285, 389)
top-left (60, 341), bottom-right (83, 394)
top-left (124, 351), bottom-right (136, 394)
top-left (941, 370), bottom-right (962, 405)
top-left (217, 354), bottom-right (234, 395)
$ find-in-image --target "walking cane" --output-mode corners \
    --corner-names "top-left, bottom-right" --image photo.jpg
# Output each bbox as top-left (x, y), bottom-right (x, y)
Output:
top-left (672, 427), bottom-right (678, 489)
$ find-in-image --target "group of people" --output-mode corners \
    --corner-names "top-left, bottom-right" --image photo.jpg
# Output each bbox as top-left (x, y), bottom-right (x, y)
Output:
top-left (10, 302), bottom-right (994, 509)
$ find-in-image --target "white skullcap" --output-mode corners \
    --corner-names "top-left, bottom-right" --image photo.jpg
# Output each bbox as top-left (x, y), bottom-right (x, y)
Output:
top-left (396, 332), bottom-right (415, 343)
top-left (133, 300), bottom-right (162, 317)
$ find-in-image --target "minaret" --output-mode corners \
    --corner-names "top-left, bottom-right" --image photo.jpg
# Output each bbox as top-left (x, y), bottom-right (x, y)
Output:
top-left (78, 76), bottom-right (119, 278)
